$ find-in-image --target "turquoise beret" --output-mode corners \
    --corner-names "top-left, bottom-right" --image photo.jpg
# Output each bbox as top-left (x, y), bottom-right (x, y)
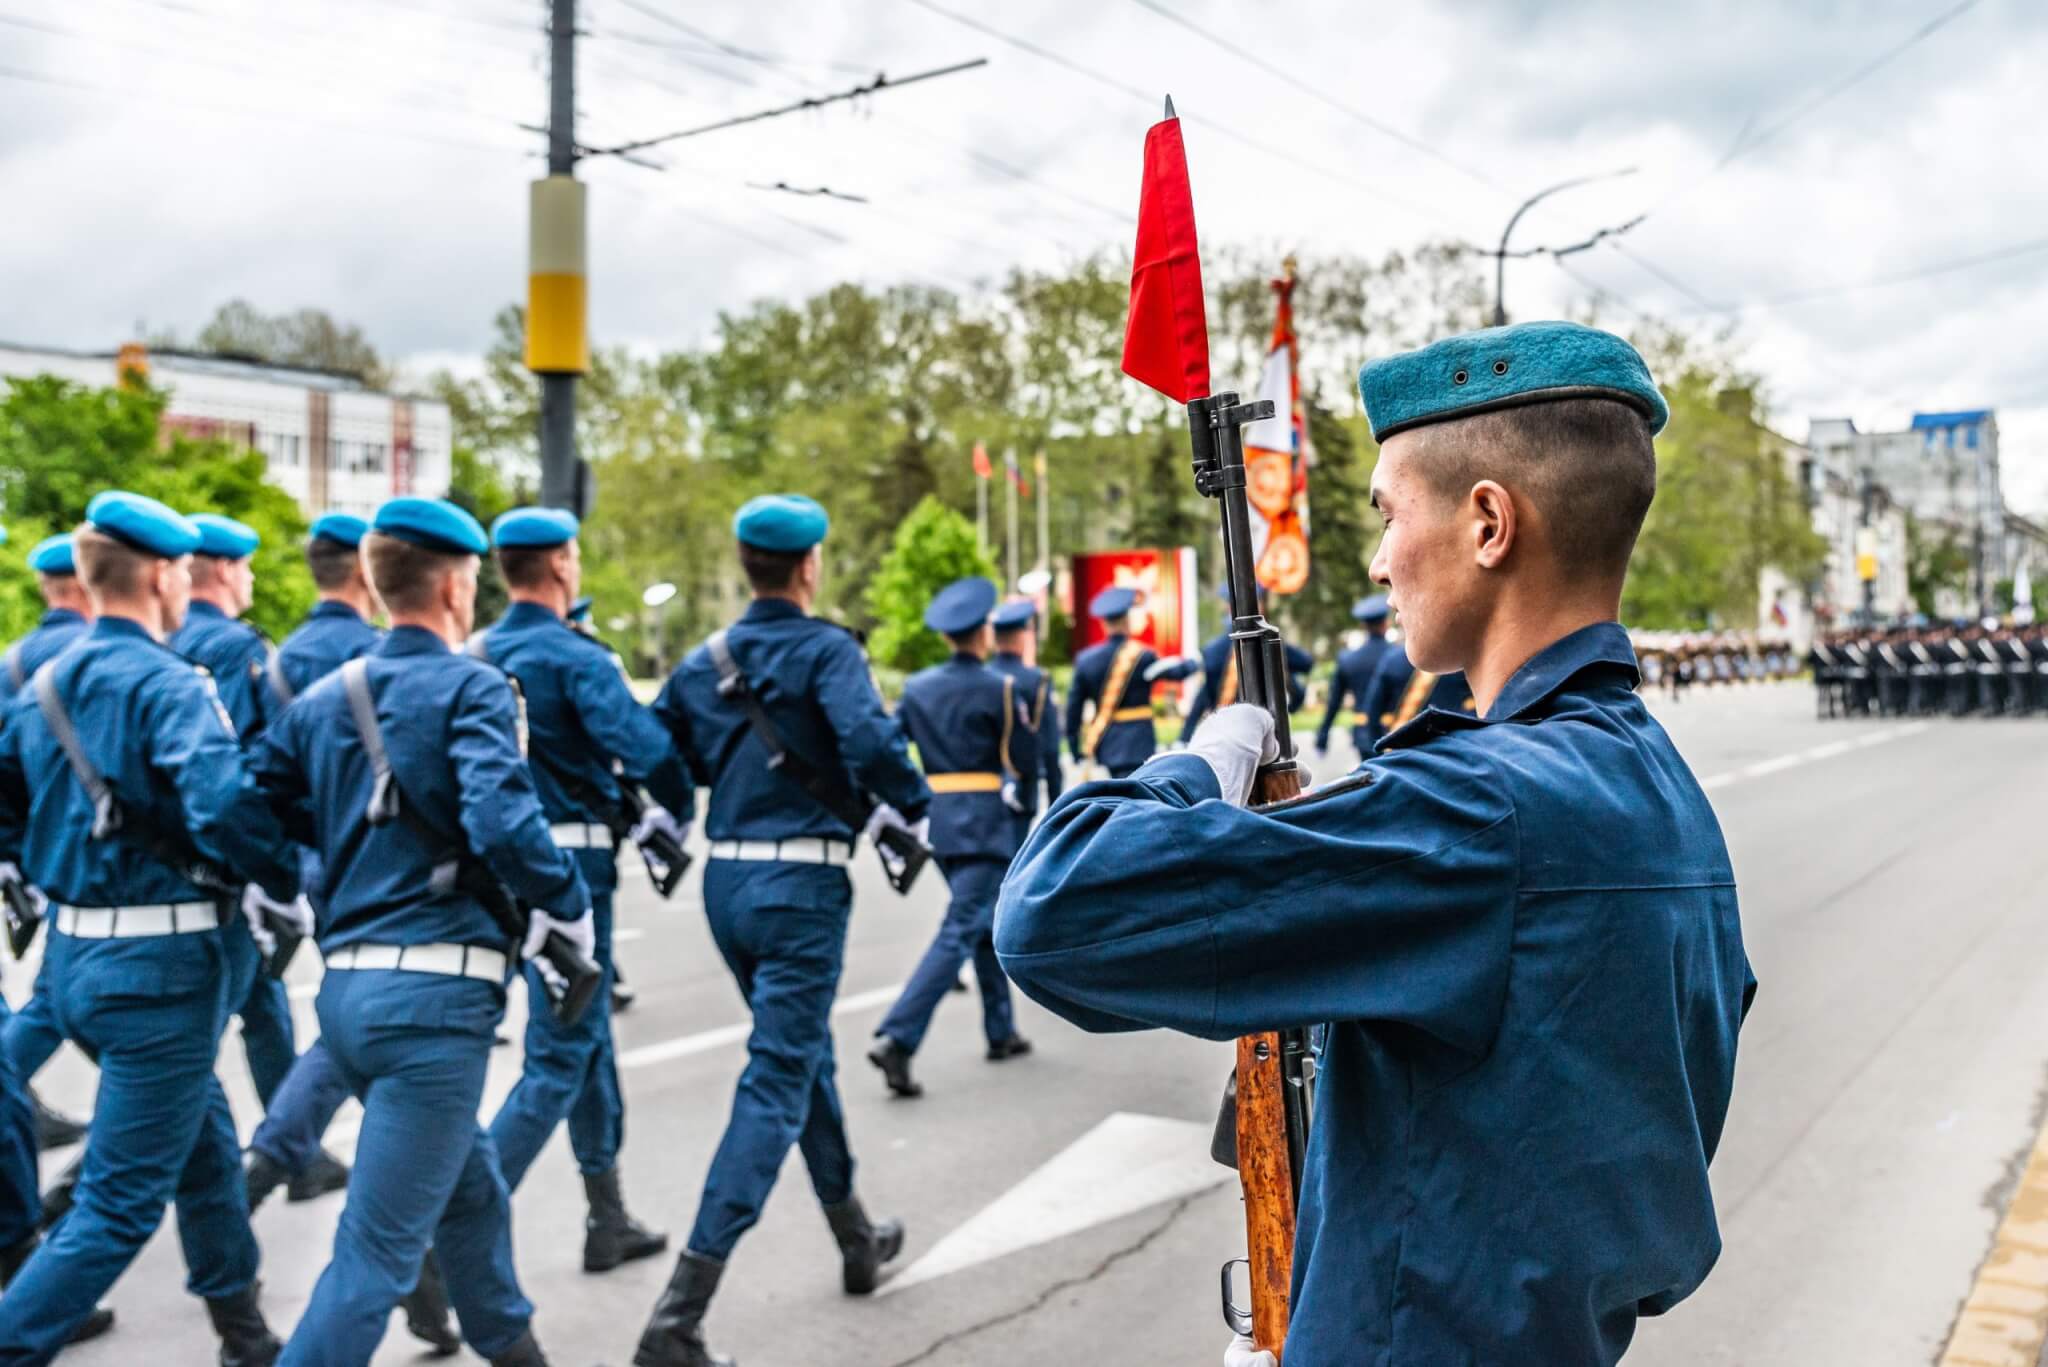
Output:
top-left (991, 598), bottom-right (1036, 631)
top-left (27, 535), bottom-right (75, 575)
top-left (189, 512), bottom-right (260, 560)
top-left (1353, 594), bottom-right (1390, 623)
top-left (733, 494), bottom-right (829, 553)
top-left (86, 491), bottom-right (202, 558)
top-left (0, 526), bottom-right (7, 546)
top-left (925, 577), bottom-right (997, 635)
top-left (568, 595), bottom-right (593, 624)
top-left (309, 512), bottom-right (368, 548)
top-left (1089, 585), bottom-right (1137, 620)
top-left (1358, 321), bottom-right (1668, 442)
top-left (372, 497), bottom-right (487, 556)
top-left (491, 506), bottom-right (580, 550)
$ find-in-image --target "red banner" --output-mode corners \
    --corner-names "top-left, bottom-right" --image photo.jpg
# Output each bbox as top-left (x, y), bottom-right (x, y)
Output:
top-left (1069, 547), bottom-right (1198, 661)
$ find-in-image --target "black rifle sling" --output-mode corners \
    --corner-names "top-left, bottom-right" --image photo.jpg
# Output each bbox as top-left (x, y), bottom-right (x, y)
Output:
top-left (705, 630), bottom-right (870, 831)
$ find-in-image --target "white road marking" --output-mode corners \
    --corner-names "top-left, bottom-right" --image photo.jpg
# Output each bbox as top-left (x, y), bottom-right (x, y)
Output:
top-left (616, 983), bottom-right (903, 1070)
top-left (880, 1112), bottom-right (1229, 1296)
top-left (1698, 722), bottom-right (1929, 794)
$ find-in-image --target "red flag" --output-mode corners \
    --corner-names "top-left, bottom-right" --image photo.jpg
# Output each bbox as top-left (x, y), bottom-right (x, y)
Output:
top-left (971, 441), bottom-right (992, 480)
top-left (1120, 104), bottom-right (1210, 404)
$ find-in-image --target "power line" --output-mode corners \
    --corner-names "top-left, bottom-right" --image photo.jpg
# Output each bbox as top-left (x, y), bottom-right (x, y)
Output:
top-left (748, 182), bottom-right (869, 204)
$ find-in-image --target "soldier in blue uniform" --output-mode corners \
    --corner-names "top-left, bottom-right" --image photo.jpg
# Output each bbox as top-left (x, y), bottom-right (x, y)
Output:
top-left (987, 598), bottom-right (1062, 836)
top-left (997, 323), bottom-right (1754, 1367)
top-left (1356, 635), bottom-right (1474, 746)
top-left (1064, 586), bottom-right (1198, 779)
top-left (867, 578), bottom-right (1035, 1099)
top-left (1179, 585), bottom-right (1313, 743)
top-left (634, 494), bottom-right (930, 1367)
top-left (252, 496), bottom-right (590, 1367)
top-left (0, 491), bottom-right (304, 1366)
top-left (470, 505), bottom-right (690, 1272)
top-left (1313, 594), bottom-right (1393, 757)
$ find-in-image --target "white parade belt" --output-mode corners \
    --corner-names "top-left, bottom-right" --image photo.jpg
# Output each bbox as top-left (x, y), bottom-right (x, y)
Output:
top-left (55, 902), bottom-right (220, 939)
top-left (707, 838), bottom-right (853, 866)
top-left (549, 822), bottom-right (615, 850)
top-left (323, 942), bottom-right (508, 982)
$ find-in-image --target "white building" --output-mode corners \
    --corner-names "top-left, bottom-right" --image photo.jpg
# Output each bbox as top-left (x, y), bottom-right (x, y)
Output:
top-left (1759, 424), bottom-right (1908, 643)
top-left (0, 342), bottom-right (451, 519)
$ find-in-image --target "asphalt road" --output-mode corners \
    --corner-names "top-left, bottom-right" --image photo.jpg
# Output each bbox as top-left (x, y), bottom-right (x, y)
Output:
top-left (17, 681), bottom-right (2048, 1366)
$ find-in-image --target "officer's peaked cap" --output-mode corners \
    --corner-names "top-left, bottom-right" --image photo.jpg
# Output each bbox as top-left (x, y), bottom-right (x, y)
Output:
top-left (991, 598), bottom-right (1036, 631)
top-left (1358, 320), bottom-right (1668, 443)
top-left (85, 491), bottom-right (202, 558)
top-left (734, 494), bottom-right (829, 553)
top-left (189, 512), bottom-right (260, 560)
top-left (27, 534), bottom-right (75, 575)
top-left (1353, 593), bottom-right (1390, 623)
top-left (925, 577), bottom-right (998, 635)
top-left (1089, 585), bottom-right (1138, 620)
top-left (309, 512), bottom-right (369, 548)
top-left (372, 497), bottom-right (488, 556)
top-left (491, 506), bottom-right (580, 550)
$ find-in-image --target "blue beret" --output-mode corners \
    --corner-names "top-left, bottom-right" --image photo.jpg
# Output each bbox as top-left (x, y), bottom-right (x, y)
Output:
top-left (568, 595), bottom-right (594, 623)
top-left (1358, 321), bottom-right (1668, 443)
top-left (991, 598), bottom-right (1036, 631)
top-left (924, 577), bottom-right (998, 636)
top-left (372, 497), bottom-right (487, 556)
top-left (1352, 594), bottom-right (1390, 623)
top-left (27, 534), bottom-right (75, 575)
top-left (1089, 585), bottom-right (1137, 620)
top-left (733, 494), bottom-right (829, 553)
top-left (189, 512), bottom-right (260, 560)
top-left (491, 506), bottom-right (580, 550)
top-left (0, 526), bottom-right (7, 546)
top-left (86, 490), bottom-right (201, 558)
top-left (309, 512), bottom-right (368, 548)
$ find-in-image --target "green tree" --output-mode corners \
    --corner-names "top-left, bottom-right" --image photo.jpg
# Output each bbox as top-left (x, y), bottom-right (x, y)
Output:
top-left (1905, 512), bottom-right (1972, 615)
top-left (446, 446), bottom-right (527, 626)
top-left (148, 299), bottom-right (391, 387)
top-left (1286, 402), bottom-right (1381, 649)
top-left (863, 496), bottom-right (998, 671)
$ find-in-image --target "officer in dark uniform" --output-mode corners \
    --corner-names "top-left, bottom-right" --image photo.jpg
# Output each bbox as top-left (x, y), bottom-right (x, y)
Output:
top-left (998, 322), bottom-right (1753, 1367)
top-left (1358, 636), bottom-right (1474, 747)
top-left (987, 598), bottom-right (1062, 835)
top-left (1180, 584), bottom-right (1312, 743)
top-left (867, 577), bottom-right (1034, 1099)
top-left (1314, 594), bottom-right (1393, 758)
top-left (1065, 586), bottom-right (1198, 779)
top-left (253, 496), bottom-right (589, 1367)
top-left (471, 506), bottom-right (690, 1271)
top-left (0, 491), bottom-right (302, 1365)
top-left (635, 494), bottom-right (929, 1367)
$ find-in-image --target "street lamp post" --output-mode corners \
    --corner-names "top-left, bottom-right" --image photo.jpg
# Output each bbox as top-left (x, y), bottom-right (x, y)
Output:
top-left (1490, 168), bottom-right (1637, 327)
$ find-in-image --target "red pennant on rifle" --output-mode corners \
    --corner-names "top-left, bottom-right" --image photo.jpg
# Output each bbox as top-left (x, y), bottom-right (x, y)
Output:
top-left (1121, 98), bottom-right (1211, 404)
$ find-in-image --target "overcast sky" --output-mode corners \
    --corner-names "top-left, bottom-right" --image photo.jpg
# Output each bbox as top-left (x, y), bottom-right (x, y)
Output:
top-left (4, 0), bottom-right (2045, 508)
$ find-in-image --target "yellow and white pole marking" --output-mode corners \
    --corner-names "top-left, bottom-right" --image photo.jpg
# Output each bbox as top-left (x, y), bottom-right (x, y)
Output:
top-left (1939, 1111), bottom-right (2048, 1366)
top-left (526, 175), bottom-right (588, 375)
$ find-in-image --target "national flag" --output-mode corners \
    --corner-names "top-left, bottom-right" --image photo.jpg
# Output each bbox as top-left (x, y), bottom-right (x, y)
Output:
top-left (972, 441), bottom-right (992, 480)
top-left (1120, 102), bottom-right (1210, 404)
top-left (1004, 448), bottom-right (1031, 497)
top-left (1240, 261), bottom-right (1311, 594)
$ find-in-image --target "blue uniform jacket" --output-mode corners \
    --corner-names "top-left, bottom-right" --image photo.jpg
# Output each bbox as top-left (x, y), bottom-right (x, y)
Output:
top-left (989, 650), bottom-right (1062, 818)
top-left (897, 653), bottom-right (1034, 863)
top-left (272, 600), bottom-right (383, 704)
top-left (1179, 632), bottom-right (1313, 743)
top-left (1314, 633), bottom-right (1392, 751)
top-left (251, 626), bottom-right (589, 956)
top-left (170, 599), bottom-right (271, 741)
top-left (473, 601), bottom-right (695, 893)
top-left (653, 597), bottom-right (929, 847)
top-left (996, 624), bottom-right (1754, 1366)
top-left (0, 609), bottom-right (90, 703)
top-left (0, 618), bottom-right (299, 993)
top-left (1064, 634), bottom-right (1197, 772)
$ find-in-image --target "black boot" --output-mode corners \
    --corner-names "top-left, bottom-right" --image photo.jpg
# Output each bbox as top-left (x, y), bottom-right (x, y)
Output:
top-left (612, 965), bottom-right (637, 1014)
top-left (401, 1249), bottom-right (461, 1357)
top-left (286, 1146), bottom-right (350, 1202)
top-left (29, 1090), bottom-right (86, 1150)
top-left (206, 1285), bottom-right (282, 1367)
top-left (37, 1153), bottom-right (81, 1231)
top-left (824, 1197), bottom-right (904, 1296)
top-left (985, 1035), bottom-right (1034, 1062)
top-left (865, 1037), bottom-right (922, 1098)
top-left (632, 1251), bottom-right (735, 1367)
top-left (243, 1148), bottom-right (288, 1213)
top-left (584, 1167), bottom-right (669, 1272)
top-left (488, 1328), bottom-right (551, 1367)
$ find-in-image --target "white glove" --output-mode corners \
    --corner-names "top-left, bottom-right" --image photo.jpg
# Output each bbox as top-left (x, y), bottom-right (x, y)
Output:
top-left (1224, 1335), bottom-right (1276, 1367)
top-left (522, 907), bottom-right (596, 966)
top-left (865, 806), bottom-right (930, 880)
top-left (1000, 780), bottom-right (1026, 814)
top-left (864, 803), bottom-right (911, 844)
top-left (1186, 704), bottom-right (1280, 806)
top-left (241, 885), bottom-right (312, 953)
top-left (630, 805), bottom-right (688, 849)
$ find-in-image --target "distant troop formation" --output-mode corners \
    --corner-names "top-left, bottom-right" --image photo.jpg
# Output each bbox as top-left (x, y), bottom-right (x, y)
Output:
top-left (1809, 621), bottom-right (2048, 718)
top-left (1634, 635), bottom-right (1801, 698)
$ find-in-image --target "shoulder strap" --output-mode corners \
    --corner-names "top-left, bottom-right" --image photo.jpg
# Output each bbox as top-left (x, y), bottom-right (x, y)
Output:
top-left (266, 646), bottom-right (294, 708)
top-left (339, 659), bottom-right (400, 825)
top-left (1080, 638), bottom-right (1145, 759)
top-left (705, 629), bottom-right (868, 830)
top-left (998, 674), bottom-right (1018, 780)
top-left (465, 634), bottom-right (491, 661)
top-left (1029, 675), bottom-right (1049, 730)
top-left (30, 662), bottom-right (122, 840)
top-left (4, 642), bottom-right (24, 694)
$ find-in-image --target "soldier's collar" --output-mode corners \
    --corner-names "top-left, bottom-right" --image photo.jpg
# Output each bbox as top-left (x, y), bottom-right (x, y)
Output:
top-left (503, 600), bottom-right (563, 627)
top-left (309, 599), bottom-right (363, 621)
top-left (740, 598), bottom-right (805, 623)
top-left (1484, 621), bottom-right (1640, 722)
top-left (185, 599), bottom-right (227, 620)
top-left (40, 607), bottom-right (84, 627)
top-left (381, 624), bottom-right (454, 656)
top-left (92, 615), bottom-right (156, 642)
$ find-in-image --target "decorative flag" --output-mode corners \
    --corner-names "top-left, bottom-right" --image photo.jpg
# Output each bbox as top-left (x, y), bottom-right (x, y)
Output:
top-left (972, 441), bottom-right (993, 480)
top-left (1004, 448), bottom-right (1031, 497)
top-left (1240, 259), bottom-right (1312, 594)
top-left (1120, 101), bottom-right (1210, 404)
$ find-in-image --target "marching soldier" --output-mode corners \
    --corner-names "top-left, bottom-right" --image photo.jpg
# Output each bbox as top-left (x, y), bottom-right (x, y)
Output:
top-left (987, 598), bottom-right (1062, 831)
top-left (1358, 635), bottom-right (1475, 744)
top-left (0, 491), bottom-right (304, 1365)
top-left (1180, 584), bottom-right (1313, 742)
top-left (470, 506), bottom-right (689, 1270)
top-left (636, 494), bottom-right (928, 1367)
top-left (997, 322), bottom-right (1752, 1365)
top-left (1065, 585), bottom-right (1198, 779)
top-left (868, 577), bottom-right (1035, 1099)
top-left (251, 496), bottom-right (590, 1367)
top-left (1314, 594), bottom-right (1393, 758)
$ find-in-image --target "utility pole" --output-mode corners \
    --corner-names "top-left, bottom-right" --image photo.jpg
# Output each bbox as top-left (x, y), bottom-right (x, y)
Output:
top-left (1856, 466), bottom-right (1879, 626)
top-left (1004, 447), bottom-right (1020, 590)
top-left (528, 0), bottom-right (589, 514)
top-left (1488, 168), bottom-right (1637, 327)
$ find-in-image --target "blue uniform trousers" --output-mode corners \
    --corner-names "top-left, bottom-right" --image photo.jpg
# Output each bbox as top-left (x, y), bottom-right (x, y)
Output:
top-left (687, 863), bottom-right (855, 1260)
top-left (876, 857), bottom-right (1016, 1054)
top-left (1, 967), bottom-right (67, 1082)
top-left (489, 881), bottom-right (623, 1185)
top-left (222, 918), bottom-right (298, 1108)
top-left (0, 1041), bottom-right (38, 1252)
top-left (280, 969), bottom-right (530, 1365)
top-left (248, 1037), bottom-right (354, 1173)
top-left (0, 929), bottom-right (258, 1365)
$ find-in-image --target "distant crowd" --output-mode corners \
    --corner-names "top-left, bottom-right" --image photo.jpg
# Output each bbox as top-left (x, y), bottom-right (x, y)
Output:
top-left (1808, 620), bottom-right (2048, 718)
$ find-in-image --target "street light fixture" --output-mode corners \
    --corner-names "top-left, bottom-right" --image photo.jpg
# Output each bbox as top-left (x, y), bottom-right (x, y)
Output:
top-left (642, 581), bottom-right (677, 608)
top-left (1490, 167), bottom-right (1638, 327)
